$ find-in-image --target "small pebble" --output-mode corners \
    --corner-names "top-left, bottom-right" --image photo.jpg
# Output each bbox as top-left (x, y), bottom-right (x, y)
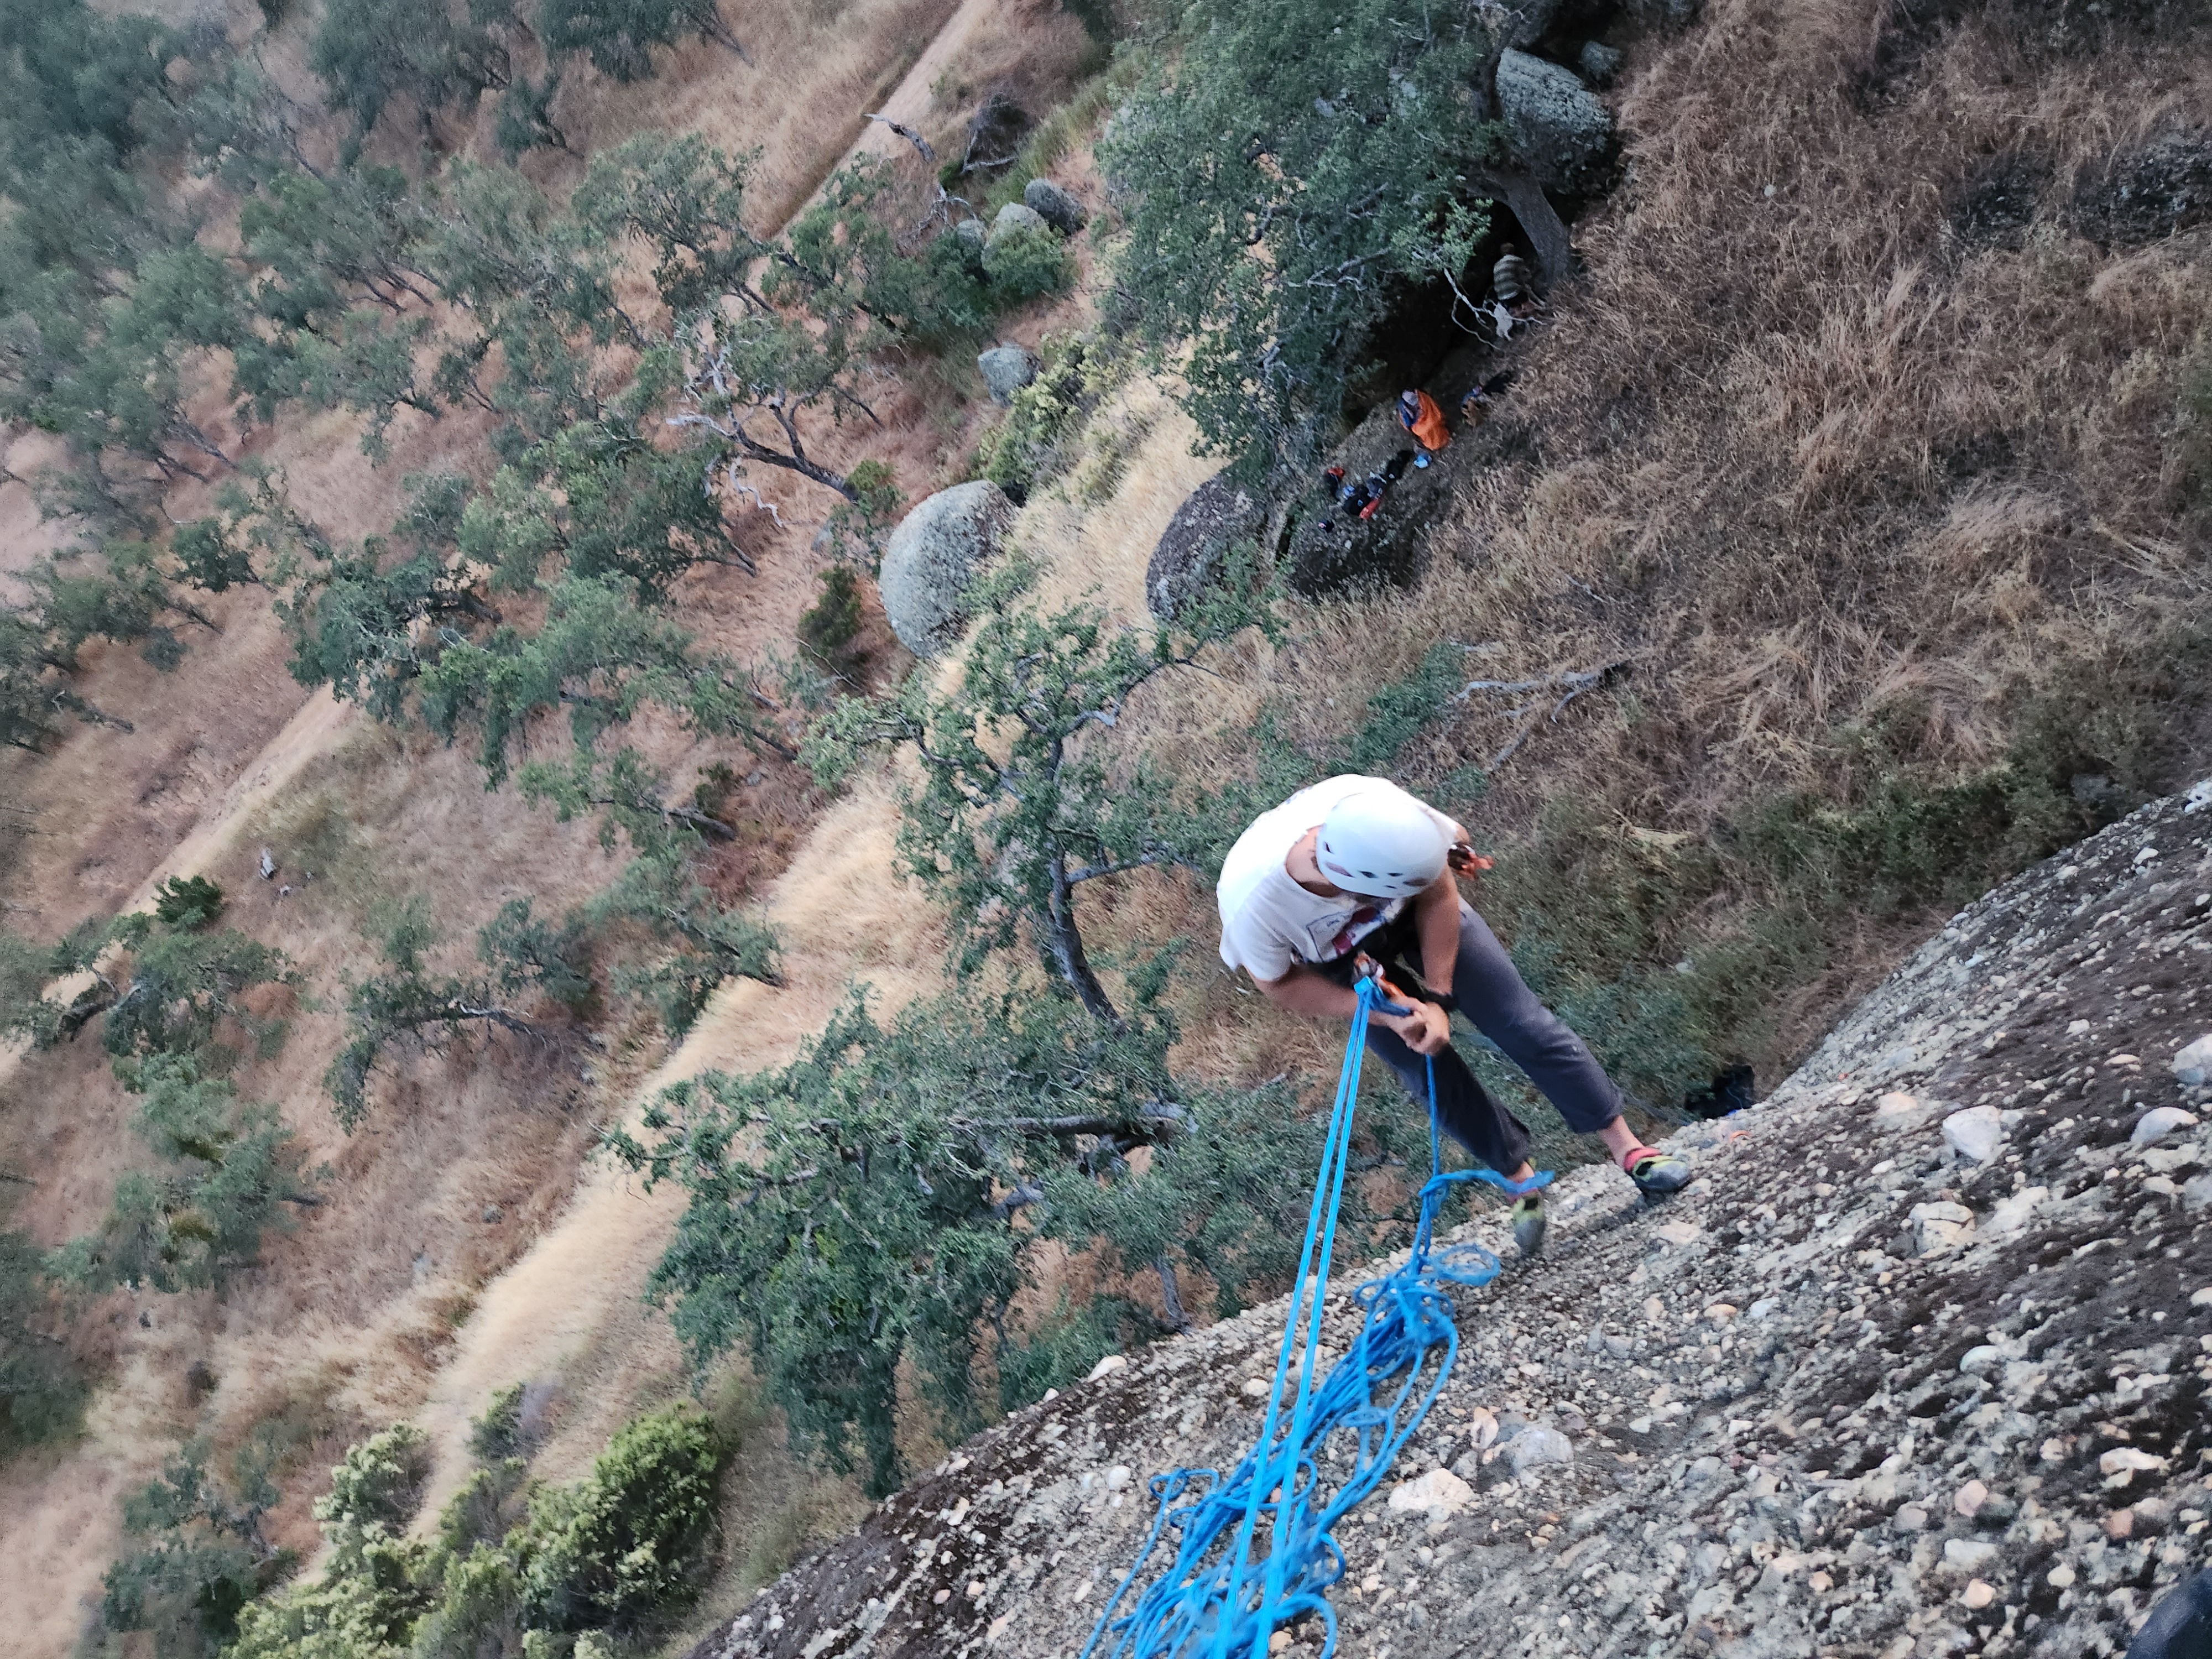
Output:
top-left (1961, 1580), bottom-right (1996, 1610)
top-left (1954, 1480), bottom-right (1989, 1518)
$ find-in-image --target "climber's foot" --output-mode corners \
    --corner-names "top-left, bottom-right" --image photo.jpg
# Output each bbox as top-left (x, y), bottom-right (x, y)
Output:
top-left (1511, 1192), bottom-right (1548, 1259)
top-left (1624, 1145), bottom-right (1693, 1198)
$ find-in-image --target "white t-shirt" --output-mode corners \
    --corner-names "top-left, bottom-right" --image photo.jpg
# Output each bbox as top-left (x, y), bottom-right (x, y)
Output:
top-left (1215, 775), bottom-right (1457, 981)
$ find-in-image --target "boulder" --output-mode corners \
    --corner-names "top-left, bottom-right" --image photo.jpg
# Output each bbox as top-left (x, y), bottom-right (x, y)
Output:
top-left (1942, 1104), bottom-right (2005, 1164)
top-left (1145, 472), bottom-right (1266, 618)
top-left (1023, 178), bottom-right (1086, 235)
top-left (2071, 133), bottom-right (2212, 248)
top-left (1578, 40), bottom-right (1623, 85)
top-left (2131, 1106), bottom-right (2200, 1147)
top-left (977, 344), bottom-right (1039, 406)
top-left (990, 201), bottom-right (1050, 242)
top-left (878, 481), bottom-right (1017, 656)
top-left (1495, 49), bottom-right (1616, 194)
top-left (953, 218), bottom-right (987, 252)
top-left (1490, 0), bottom-right (1563, 50)
top-left (2173, 1034), bottom-right (2212, 1087)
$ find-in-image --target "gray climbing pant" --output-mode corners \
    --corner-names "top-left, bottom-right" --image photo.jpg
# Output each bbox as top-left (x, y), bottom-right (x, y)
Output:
top-left (1325, 901), bottom-right (1624, 1175)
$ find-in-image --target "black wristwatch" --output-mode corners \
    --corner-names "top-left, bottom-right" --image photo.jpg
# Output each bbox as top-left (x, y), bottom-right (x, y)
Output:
top-left (1427, 990), bottom-right (1458, 1016)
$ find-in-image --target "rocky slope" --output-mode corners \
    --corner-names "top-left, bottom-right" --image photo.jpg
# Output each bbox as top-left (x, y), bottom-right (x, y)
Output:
top-left (690, 780), bottom-right (2212, 1659)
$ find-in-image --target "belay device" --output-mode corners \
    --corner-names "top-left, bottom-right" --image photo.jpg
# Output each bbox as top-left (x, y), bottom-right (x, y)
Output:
top-left (1081, 974), bottom-right (1552, 1658)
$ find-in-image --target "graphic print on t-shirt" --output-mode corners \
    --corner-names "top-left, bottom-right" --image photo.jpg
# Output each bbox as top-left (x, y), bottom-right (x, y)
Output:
top-left (1326, 905), bottom-right (1380, 959)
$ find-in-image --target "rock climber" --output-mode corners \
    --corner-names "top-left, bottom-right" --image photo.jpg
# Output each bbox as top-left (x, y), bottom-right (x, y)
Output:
top-left (1493, 242), bottom-right (1543, 317)
top-left (1459, 369), bottom-right (1515, 429)
top-left (1214, 775), bottom-right (1693, 1257)
top-left (1397, 389), bottom-right (1451, 465)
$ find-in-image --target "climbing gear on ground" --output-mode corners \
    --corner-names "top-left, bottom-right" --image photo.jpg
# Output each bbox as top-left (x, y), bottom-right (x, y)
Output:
top-left (1082, 980), bottom-right (1551, 1659)
top-left (1624, 1144), bottom-right (1693, 1196)
top-left (1511, 1191), bottom-right (1548, 1259)
top-left (1316, 789), bottom-right (1448, 899)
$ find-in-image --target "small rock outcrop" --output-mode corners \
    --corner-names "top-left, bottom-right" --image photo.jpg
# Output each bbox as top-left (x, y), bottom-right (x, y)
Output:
top-left (990, 201), bottom-right (1049, 242)
top-left (877, 481), bottom-right (1016, 656)
top-left (2072, 133), bottom-right (2212, 247)
top-left (1496, 48), bottom-right (1616, 194)
top-left (687, 782), bottom-right (2212, 1659)
top-left (1578, 39), bottom-right (1623, 85)
top-left (1021, 178), bottom-right (1086, 234)
top-left (976, 345), bottom-right (1039, 406)
top-left (1144, 472), bottom-right (1265, 618)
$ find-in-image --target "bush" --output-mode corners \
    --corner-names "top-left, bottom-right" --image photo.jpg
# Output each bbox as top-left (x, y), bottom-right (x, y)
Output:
top-left (974, 335), bottom-right (1109, 502)
top-left (981, 222), bottom-right (1072, 303)
top-left (796, 566), bottom-right (865, 675)
top-left (153, 874), bottom-right (225, 930)
top-left (519, 1403), bottom-right (721, 1628)
top-left (316, 1424), bottom-right (430, 1532)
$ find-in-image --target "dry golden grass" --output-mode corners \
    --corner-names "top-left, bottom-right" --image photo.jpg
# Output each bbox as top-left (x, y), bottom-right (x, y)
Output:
top-left (0, 0), bottom-right (1103, 1637)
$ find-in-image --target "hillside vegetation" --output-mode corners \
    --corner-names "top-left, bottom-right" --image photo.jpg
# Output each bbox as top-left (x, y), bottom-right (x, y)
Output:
top-left (0, 0), bottom-right (2207, 1650)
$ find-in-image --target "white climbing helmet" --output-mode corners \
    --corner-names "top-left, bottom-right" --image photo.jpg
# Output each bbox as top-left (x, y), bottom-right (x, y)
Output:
top-left (1315, 789), bottom-right (1447, 898)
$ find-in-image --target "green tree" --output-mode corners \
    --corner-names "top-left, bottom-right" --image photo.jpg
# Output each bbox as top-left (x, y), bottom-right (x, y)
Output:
top-left (51, 1057), bottom-right (315, 1295)
top-left (308, 0), bottom-right (517, 155)
top-left (1100, 0), bottom-right (1499, 469)
top-left (610, 980), bottom-right (1324, 1495)
top-left (573, 138), bottom-right (975, 504)
top-left (493, 72), bottom-right (570, 161)
top-left (515, 1404), bottom-right (719, 1627)
top-left (539, 0), bottom-right (748, 81)
top-left (521, 749), bottom-right (781, 1036)
top-left (101, 1439), bottom-right (290, 1657)
top-left (0, 1228), bottom-right (88, 1449)
top-left (0, 0), bottom-right (177, 170)
top-left (807, 562), bottom-right (1269, 1022)
top-left (152, 875), bottom-right (226, 930)
top-left (419, 576), bottom-right (792, 784)
top-left (326, 895), bottom-right (536, 1132)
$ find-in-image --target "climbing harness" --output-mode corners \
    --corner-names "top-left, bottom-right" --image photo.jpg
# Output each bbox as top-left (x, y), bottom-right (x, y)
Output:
top-left (1082, 977), bottom-right (1552, 1659)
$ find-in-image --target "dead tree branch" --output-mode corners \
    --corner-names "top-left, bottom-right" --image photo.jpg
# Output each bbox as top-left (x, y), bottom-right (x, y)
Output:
top-left (1455, 658), bottom-right (1633, 771)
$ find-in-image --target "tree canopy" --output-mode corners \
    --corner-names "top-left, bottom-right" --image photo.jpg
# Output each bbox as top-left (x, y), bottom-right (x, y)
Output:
top-left (1101, 0), bottom-right (1501, 470)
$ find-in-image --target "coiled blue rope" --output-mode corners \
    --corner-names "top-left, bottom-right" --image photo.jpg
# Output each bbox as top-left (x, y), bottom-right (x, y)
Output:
top-left (1081, 977), bottom-right (1551, 1659)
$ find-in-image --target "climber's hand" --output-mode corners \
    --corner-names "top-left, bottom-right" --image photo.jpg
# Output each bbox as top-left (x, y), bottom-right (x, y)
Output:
top-left (1379, 996), bottom-right (1452, 1057)
top-left (1448, 842), bottom-right (1492, 881)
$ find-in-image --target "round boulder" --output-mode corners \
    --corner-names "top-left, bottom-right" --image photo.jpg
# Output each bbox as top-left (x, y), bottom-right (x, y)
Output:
top-left (878, 481), bottom-right (1017, 656)
top-left (991, 201), bottom-right (1050, 242)
top-left (1146, 472), bottom-right (1265, 619)
top-left (1023, 177), bottom-right (1087, 234)
top-left (1496, 49), bottom-right (1616, 194)
top-left (953, 218), bottom-right (987, 252)
top-left (978, 344), bottom-right (1039, 406)
top-left (1578, 40), bottom-right (1623, 85)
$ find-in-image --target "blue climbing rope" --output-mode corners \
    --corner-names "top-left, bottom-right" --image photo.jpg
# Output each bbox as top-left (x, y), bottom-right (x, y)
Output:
top-left (1081, 977), bottom-right (1551, 1659)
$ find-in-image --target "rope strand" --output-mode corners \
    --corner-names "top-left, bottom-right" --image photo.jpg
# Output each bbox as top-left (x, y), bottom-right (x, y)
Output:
top-left (1082, 979), bottom-right (1552, 1658)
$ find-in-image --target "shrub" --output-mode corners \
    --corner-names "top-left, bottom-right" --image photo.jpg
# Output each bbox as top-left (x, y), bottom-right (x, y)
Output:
top-left (796, 566), bottom-right (865, 675)
top-left (981, 222), bottom-right (1072, 304)
top-left (316, 1423), bottom-right (430, 1532)
top-left (519, 1403), bottom-right (721, 1627)
top-left (153, 874), bottom-right (225, 930)
top-left (975, 336), bottom-right (1109, 502)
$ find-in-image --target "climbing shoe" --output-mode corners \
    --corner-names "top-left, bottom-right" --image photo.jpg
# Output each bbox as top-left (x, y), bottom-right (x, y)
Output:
top-left (1624, 1145), bottom-right (1693, 1198)
top-left (1511, 1191), bottom-right (1548, 1259)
